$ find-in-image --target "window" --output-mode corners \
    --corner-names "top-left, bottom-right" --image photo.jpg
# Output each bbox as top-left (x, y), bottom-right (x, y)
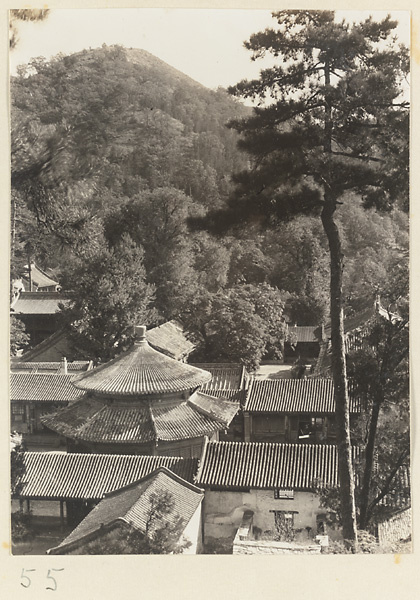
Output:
top-left (11, 404), bottom-right (25, 422)
top-left (273, 511), bottom-right (296, 528)
top-left (274, 489), bottom-right (294, 500)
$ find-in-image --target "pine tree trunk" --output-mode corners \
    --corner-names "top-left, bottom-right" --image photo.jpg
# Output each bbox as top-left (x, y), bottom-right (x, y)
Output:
top-left (27, 251), bottom-right (32, 292)
top-left (321, 197), bottom-right (358, 548)
top-left (11, 194), bottom-right (16, 268)
top-left (359, 397), bottom-right (381, 530)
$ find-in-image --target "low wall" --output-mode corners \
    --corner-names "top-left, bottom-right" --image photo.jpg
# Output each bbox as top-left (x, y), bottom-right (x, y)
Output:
top-left (233, 536), bottom-right (321, 555)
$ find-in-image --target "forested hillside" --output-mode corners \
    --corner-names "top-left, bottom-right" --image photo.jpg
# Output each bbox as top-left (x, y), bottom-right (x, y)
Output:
top-left (11, 44), bottom-right (408, 365)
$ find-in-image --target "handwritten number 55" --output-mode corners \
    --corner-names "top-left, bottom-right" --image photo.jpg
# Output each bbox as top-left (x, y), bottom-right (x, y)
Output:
top-left (20, 569), bottom-right (65, 591)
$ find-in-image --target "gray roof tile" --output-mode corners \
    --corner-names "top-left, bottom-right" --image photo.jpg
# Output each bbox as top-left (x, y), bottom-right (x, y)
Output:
top-left (195, 440), bottom-right (360, 491)
top-left (10, 373), bottom-right (86, 403)
top-left (245, 379), bottom-right (361, 413)
top-left (16, 452), bottom-right (199, 500)
top-left (73, 338), bottom-right (211, 396)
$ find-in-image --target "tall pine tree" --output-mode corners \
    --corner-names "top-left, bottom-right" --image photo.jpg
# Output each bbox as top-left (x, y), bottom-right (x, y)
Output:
top-left (194, 10), bottom-right (409, 546)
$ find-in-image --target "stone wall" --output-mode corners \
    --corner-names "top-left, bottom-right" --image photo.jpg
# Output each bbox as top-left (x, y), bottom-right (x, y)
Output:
top-left (378, 508), bottom-right (412, 546)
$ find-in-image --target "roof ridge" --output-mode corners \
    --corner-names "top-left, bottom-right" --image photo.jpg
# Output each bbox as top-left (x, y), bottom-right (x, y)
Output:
top-left (103, 465), bottom-right (204, 498)
top-left (22, 450), bottom-right (183, 459)
top-left (69, 398), bottom-right (106, 440)
top-left (187, 397), bottom-right (221, 422)
top-left (207, 439), bottom-right (341, 450)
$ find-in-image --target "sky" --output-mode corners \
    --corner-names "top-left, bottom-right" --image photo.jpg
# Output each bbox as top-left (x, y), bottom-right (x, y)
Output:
top-left (10, 9), bottom-right (410, 90)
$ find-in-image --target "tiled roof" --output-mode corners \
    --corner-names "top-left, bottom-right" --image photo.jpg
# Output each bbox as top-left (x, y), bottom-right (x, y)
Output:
top-left (152, 402), bottom-right (225, 442)
top-left (49, 467), bottom-right (204, 554)
top-left (287, 325), bottom-right (321, 344)
top-left (145, 320), bottom-right (195, 360)
top-left (16, 329), bottom-right (72, 362)
top-left (42, 395), bottom-right (233, 444)
top-left (206, 388), bottom-right (247, 405)
top-left (244, 379), bottom-right (361, 414)
top-left (23, 264), bottom-right (59, 290)
top-left (195, 441), bottom-right (360, 491)
top-left (192, 364), bottom-right (248, 391)
top-left (16, 452), bottom-right (199, 500)
top-left (11, 361), bottom-right (91, 373)
top-left (42, 398), bottom-right (155, 443)
top-left (10, 373), bottom-right (87, 403)
top-left (72, 335), bottom-right (211, 396)
top-left (10, 292), bottom-right (68, 315)
top-left (188, 391), bottom-right (238, 425)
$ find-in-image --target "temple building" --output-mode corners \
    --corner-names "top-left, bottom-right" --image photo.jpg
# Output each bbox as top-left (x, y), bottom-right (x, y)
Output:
top-left (42, 326), bottom-right (238, 458)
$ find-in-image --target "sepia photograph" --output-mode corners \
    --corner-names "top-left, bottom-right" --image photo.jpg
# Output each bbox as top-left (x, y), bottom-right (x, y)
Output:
top-left (8, 6), bottom-right (411, 563)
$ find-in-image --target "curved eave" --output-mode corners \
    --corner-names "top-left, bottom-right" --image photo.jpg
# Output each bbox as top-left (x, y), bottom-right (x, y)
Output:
top-left (41, 396), bottom-right (228, 445)
top-left (72, 374), bottom-right (212, 397)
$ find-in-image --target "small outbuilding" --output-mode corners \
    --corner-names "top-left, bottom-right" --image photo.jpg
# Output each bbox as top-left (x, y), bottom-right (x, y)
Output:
top-left (47, 467), bottom-right (204, 554)
top-left (195, 439), bottom-right (359, 547)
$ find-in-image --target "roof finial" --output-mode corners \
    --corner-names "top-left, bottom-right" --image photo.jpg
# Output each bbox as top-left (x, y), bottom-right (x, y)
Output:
top-left (135, 325), bottom-right (147, 343)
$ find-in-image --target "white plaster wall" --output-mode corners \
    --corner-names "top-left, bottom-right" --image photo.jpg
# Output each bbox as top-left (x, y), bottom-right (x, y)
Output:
top-left (180, 502), bottom-right (203, 554)
top-left (203, 489), bottom-right (324, 541)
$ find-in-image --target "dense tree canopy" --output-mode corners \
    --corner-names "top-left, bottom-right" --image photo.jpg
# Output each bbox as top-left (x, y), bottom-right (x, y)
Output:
top-left (59, 235), bottom-right (158, 362)
top-left (10, 32), bottom-right (408, 381)
top-left (185, 283), bottom-right (286, 370)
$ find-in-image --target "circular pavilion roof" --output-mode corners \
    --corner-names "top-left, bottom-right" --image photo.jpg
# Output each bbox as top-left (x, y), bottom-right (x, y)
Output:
top-left (72, 326), bottom-right (212, 397)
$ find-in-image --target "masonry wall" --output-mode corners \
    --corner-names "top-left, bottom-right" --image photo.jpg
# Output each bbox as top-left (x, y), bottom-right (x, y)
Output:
top-left (203, 488), bottom-right (327, 543)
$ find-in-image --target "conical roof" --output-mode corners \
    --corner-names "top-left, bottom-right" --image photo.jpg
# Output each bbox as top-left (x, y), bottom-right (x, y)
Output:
top-left (72, 326), bottom-right (211, 397)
